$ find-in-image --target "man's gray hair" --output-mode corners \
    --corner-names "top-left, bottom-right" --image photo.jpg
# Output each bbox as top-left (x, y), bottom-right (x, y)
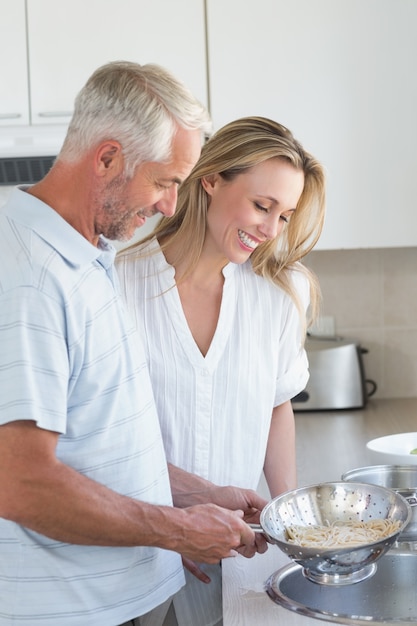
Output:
top-left (59, 60), bottom-right (212, 177)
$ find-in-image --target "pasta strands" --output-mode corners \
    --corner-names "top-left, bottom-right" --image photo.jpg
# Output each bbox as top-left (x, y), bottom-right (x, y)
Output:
top-left (286, 518), bottom-right (402, 548)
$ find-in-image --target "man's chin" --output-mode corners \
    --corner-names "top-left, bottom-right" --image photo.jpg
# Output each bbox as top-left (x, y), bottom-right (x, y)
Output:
top-left (110, 216), bottom-right (147, 242)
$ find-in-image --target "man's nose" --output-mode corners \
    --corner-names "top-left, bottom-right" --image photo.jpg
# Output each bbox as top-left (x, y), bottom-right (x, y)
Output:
top-left (156, 186), bottom-right (178, 217)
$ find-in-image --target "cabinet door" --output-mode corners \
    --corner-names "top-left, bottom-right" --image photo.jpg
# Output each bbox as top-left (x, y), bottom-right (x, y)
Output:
top-left (206, 0), bottom-right (417, 249)
top-left (0, 0), bottom-right (29, 126)
top-left (27, 0), bottom-right (207, 126)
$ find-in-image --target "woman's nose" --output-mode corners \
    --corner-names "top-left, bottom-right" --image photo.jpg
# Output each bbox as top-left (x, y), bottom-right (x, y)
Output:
top-left (258, 214), bottom-right (282, 240)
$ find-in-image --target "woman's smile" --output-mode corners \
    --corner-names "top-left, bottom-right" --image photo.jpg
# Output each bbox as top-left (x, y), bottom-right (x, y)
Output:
top-left (237, 229), bottom-right (260, 251)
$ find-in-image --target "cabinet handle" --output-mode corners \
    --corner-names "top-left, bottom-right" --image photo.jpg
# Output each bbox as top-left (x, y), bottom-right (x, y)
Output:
top-left (0, 113), bottom-right (22, 119)
top-left (37, 111), bottom-right (73, 118)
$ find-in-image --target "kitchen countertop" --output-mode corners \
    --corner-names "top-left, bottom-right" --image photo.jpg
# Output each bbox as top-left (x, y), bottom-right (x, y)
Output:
top-left (222, 397), bottom-right (417, 626)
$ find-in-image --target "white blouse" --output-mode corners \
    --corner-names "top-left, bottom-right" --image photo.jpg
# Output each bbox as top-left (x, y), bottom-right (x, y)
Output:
top-left (116, 238), bottom-right (310, 491)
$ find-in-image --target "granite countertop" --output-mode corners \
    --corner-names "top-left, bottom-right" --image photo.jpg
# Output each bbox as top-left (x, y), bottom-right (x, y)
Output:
top-left (222, 397), bottom-right (417, 626)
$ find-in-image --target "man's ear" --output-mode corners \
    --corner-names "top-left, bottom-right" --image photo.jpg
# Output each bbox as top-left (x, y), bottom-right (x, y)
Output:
top-left (95, 141), bottom-right (123, 176)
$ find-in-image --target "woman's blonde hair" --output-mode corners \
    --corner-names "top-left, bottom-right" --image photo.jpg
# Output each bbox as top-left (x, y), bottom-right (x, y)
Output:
top-left (133, 116), bottom-right (326, 326)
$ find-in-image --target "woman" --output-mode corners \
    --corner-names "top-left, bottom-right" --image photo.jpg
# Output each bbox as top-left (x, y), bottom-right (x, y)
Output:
top-left (116, 117), bottom-right (326, 626)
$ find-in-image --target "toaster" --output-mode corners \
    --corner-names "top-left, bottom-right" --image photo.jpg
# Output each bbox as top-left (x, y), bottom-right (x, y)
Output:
top-left (292, 336), bottom-right (375, 411)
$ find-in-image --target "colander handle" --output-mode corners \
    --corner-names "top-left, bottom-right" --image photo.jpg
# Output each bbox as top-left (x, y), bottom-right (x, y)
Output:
top-left (248, 523), bottom-right (264, 532)
top-left (405, 496), bottom-right (417, 507)
top-left (248, 523), bottom-right (273, 543)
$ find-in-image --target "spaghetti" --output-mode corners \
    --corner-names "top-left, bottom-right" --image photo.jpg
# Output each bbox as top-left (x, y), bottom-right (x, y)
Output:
top-left (286, 518), bottom-right (402, 548)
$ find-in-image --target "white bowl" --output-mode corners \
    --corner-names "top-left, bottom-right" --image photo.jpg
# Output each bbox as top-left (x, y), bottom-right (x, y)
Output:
top-left (367, 432), bottom-right (417, 466)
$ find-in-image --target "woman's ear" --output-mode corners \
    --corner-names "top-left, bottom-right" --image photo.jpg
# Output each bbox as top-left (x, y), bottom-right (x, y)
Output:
top-left (201, 173), bottom-right (218, 196)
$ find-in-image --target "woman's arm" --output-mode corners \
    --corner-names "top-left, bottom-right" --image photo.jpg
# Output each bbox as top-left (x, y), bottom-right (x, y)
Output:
top-left (263, 399), bottom-right (297, 498)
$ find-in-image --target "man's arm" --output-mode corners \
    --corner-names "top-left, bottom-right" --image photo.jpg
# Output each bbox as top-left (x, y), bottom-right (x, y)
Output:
top-left (0, 421), bottom-right (258, 563)
top-left (168, 462), bottom-right (268, 516)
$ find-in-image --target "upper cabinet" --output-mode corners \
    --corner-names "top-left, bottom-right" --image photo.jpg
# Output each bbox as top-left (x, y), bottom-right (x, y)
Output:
top-left (27, 0), bottom-right (207, 125)
top-left (2, 0), bottom-right (417, 249)
top-left (0, 1), bottom-right (29, 126)
top-left (206, 0), bottom-right (417, 249)
top-left (1, 0), bottom-right (207, 127)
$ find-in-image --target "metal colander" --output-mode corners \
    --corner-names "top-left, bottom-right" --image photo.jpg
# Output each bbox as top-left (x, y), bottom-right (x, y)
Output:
top-left (258, 482), bottom-right (411, 585)
top-left (341, 465), bottom-right (417, 542)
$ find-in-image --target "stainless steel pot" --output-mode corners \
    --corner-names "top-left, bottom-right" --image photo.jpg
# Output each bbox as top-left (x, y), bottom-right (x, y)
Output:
top-left (341, 465), bottom-right (417, 542)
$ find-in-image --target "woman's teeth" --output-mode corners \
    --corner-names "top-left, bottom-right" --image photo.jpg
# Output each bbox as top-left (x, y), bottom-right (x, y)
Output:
top-left (238, 229), bottom-right (258, 250)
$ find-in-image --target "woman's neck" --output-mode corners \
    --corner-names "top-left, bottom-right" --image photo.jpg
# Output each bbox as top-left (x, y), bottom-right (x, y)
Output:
top-left (160, 235), bottom-right (228, 288)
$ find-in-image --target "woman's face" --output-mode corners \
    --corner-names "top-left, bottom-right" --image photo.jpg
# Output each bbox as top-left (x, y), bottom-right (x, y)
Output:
top-left (202, 158), bottom-right (304, 264)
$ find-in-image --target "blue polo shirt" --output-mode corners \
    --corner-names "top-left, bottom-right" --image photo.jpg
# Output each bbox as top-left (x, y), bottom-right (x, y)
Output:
top-left (0, 188), bottom-right (184, 625)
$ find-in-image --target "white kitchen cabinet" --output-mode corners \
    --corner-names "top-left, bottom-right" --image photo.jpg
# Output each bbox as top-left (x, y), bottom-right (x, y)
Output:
top-left (206, 0), bottom-right (417, 249)
top-left (26, 0), bottom-right (207, 125)
top-left (0, 0), bottom-right (207, 129)
top-left (0, 0), bottom-right (29, 126)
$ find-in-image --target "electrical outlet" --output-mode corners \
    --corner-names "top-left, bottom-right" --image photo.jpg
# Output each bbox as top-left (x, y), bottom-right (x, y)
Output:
top-left (310, 315), bottom-right (335, 337)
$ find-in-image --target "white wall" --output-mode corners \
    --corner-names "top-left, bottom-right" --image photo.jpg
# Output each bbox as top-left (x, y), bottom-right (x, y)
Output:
top-left (206, 0), bottom-right (417, 250)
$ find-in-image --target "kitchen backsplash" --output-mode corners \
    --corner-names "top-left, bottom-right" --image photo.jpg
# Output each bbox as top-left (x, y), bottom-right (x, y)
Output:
top-left (2, 185), bottom-right (415, 400)
top-left (305, 248), bottom-right (417, 400)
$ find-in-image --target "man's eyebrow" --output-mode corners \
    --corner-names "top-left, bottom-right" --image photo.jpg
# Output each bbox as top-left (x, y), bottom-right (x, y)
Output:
top-left (160, 177), bottom-right (183, 185)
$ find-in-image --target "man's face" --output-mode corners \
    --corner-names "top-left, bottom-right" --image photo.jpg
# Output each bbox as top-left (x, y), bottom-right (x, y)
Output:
top-left (95, 126), bottom-right (202, 241)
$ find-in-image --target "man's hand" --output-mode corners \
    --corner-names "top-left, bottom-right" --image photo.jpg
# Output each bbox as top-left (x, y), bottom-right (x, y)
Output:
top-left (169, 464), bottom-right (268, 513)
top-left (203, 484), bottom-right (268, 520)
top-left (182, 557), bottom-right (212, 583)
top-left (170, 504), bottom-right (257, 563)
top-left (168, 465), bottom-right (269, 559)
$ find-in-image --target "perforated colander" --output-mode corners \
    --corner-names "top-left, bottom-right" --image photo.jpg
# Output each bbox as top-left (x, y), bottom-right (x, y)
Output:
top-left (257, 481), bottom-right (411, 585)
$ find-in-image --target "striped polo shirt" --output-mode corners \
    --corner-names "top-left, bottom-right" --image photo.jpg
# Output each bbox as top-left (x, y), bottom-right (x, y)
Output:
top-left (0, 188), bottom-right (184, 625)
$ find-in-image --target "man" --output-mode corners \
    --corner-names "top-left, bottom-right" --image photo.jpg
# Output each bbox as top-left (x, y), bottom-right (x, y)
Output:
top-left (0, 61), bottom-right (267, 626)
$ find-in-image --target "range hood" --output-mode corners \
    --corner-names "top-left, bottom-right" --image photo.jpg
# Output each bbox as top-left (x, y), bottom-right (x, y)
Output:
top-left (0, 124), bottom-right (68, 185)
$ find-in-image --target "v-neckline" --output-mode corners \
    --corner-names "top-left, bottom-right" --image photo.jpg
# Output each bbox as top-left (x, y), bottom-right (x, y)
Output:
top-left (153, 242), bottom-right (237, 370)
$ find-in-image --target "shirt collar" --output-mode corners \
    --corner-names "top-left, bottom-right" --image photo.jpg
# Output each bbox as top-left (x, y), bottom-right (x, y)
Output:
top-left (4, 187), bottom-right (116, 268)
